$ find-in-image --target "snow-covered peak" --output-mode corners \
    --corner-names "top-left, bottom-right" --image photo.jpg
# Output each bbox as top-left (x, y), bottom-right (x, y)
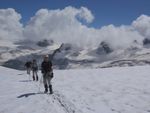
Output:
top-left (1, 39), bottom-right (150, 70)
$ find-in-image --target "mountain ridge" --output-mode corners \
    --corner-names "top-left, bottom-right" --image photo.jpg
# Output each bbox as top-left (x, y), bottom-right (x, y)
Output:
top-left (1, 39), bottom-right (150, 70)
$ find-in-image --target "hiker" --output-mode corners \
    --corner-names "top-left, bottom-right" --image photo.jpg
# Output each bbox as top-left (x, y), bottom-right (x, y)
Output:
top-left (32, 59), bottom-right (39, 81)
top-left (41, 55), bottom-right (53, 94)
top-left (25, 61), bottom-right (32, 75)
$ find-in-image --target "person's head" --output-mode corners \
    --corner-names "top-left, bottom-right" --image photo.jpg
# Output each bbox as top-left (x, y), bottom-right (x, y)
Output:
top-left (44, 55), bottom-right (49, 62)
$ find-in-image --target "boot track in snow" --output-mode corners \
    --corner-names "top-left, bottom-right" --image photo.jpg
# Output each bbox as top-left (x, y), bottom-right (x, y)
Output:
top-left (51, 91), bottom-right (83, 113)
top-left (35, 81), bottom-right (82, 113)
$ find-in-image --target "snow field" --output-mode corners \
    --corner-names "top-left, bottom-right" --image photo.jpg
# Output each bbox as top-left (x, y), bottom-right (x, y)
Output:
top-left (0, 66), bottom-right (150, 113)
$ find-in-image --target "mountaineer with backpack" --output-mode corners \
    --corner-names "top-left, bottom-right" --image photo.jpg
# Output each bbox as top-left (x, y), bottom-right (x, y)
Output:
top-left (25, 61), bottom-right (32, 75)
top-left (41, 55), bottom-right (53, 94)
top-left (32, 59), bottom-right (39, 81)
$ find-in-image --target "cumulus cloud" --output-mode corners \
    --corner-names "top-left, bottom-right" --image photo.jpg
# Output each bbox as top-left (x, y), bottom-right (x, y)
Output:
top-left (23, 6), bottom-right (94, 46)
top-left (0, 8), bottom-right (23, 42)
top-left (97, 25), bottom-right (144, 49)
top-left (0, 6), bottom-right (149, 50)
top-left (77, 7), bottom-right (94, 23)
top-left (24, 6), bottom-right (145, 49)
top-left (132, 14), bottom-right (150, 39)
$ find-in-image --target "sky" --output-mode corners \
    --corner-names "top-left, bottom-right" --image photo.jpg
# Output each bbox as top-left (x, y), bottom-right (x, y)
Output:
top-left (0, 0), bottom-right (150, 49)
top-left (0, 0), bottom-right (150, 27)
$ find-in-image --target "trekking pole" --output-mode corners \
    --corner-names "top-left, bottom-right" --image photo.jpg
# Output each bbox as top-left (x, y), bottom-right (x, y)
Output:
top-left (28, 74), bottom-right (30, 81)
top-left (38, 75), bottom-right (43, 92)
top-left (27, 68), bottom-right (31, 81)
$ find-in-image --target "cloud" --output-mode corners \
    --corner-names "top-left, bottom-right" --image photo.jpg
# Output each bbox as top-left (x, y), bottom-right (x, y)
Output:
top-left (77, 7), bottom-right (94, 23)
top-left (0, 7), bottom-right (148, 50)
top-left (24, 6), bottom-right (145, 49)
top-left (132, 14), bottom-right (150, 39)
top-left (0, 8), bottom-right (23, 42)
top-left (97, 25), bottom-right (144, 49)
top-left (23, 6), bottom-right (95, 46)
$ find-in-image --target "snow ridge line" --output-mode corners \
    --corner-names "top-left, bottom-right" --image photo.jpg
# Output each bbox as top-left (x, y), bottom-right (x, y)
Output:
top-left (52, 91), bottom-right (83, 113)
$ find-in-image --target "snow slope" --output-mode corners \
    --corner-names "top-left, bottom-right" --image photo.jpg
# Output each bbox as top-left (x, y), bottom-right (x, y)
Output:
top-left (0, 66), bottom-right (150, 113)
top-left (1, 39), bottom-right (150, 70)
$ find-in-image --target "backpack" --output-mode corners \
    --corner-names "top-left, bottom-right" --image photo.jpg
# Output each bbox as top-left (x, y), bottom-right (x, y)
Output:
top-left (32, 62), bottom-right (38, 71)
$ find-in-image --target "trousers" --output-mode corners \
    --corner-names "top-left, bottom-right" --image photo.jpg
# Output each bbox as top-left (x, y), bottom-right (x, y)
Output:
top-left (43, 72), bottom-right (53, 86)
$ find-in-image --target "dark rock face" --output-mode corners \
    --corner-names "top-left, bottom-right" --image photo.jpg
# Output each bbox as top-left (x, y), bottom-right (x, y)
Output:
top-left (100, 59), bottom-right (150, 68)
top-left (58, 43), bottom-right (72, 52)
top-left (37, 39), bottom-right (53, 47)
top-left (2, 54), bottom-right (42, 70)
top-left (96, 42), bottom-right (113, 55)
top-left (143, 38), bottom-right (150, 45)
top-left (3, 60), bottom-right (25, 70)
top-left (53, 58), bottom-right (69, 69)
top-left (2, 53), bottom-right (69, 70)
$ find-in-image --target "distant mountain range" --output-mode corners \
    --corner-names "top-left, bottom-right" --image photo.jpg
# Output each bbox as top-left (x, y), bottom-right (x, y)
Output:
top-left (1, 39), bottom-right (150, 70)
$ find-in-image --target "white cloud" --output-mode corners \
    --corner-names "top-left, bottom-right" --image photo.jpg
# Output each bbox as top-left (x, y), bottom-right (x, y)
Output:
top-left (0, 7), bottom-right (149, 50)
top-left (0, 8), bottom-right (23, 42)
top-left (132, 14), bottom-right (150, 39)
top-left (23, 6), bottom-right (94, 45)
top-left (97, 25), bottom-right (144, 49)
top-left (77, 7), bottom-right (94, 23)
top-left (24, 6), bottom-right (145, 49)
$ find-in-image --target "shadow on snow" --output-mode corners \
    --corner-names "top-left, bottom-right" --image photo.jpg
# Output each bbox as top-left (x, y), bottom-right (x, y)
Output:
top-left (19, 80), bottom-right (32, 82)
top-left (17, 92), bottom-right (44, 98)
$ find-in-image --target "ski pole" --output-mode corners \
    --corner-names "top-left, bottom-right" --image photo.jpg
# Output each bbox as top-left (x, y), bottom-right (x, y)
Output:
top-left (38, 75), bottom-right (43, 92)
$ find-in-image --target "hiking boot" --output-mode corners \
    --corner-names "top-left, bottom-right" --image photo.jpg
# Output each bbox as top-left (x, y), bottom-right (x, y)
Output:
top-left (44, 84), bottom-right (48, 93)
top-left (33, 76), bottom-right (35, 81)
top-left (49, 85), bottom-right (53, 94)
top-left (36, 76), bottom-right (38, 81)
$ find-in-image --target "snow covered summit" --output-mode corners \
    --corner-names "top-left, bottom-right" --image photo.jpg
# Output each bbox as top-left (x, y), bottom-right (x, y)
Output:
top-left (1, 39), bottom-right (150, 70)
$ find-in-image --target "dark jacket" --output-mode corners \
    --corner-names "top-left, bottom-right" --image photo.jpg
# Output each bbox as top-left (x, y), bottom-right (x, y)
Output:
top-left (41, 61), bottom-right (52, 73)
top-left (32, 62), bottom-right (38, 71)
top-left (25, 61), bottom-right (32, 68)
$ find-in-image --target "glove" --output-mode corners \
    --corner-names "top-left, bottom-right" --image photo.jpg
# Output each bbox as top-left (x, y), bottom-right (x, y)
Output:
top-left (51, 72), bottom-right (54, 78)
top-left (41, 70), bottom-right (44, 74)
